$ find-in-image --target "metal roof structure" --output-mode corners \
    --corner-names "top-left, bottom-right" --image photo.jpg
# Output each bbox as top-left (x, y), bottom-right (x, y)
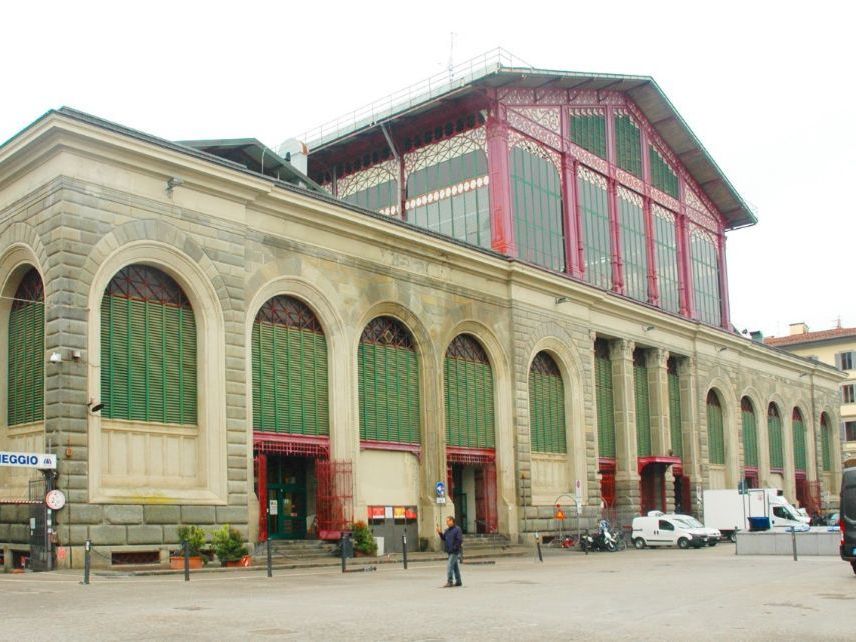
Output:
top-left (291, 49), bottom-right (756, 230)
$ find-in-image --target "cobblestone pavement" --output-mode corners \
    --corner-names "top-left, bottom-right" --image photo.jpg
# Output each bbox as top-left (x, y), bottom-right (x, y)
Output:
top-left (2, 545), bottom-right (854, 641)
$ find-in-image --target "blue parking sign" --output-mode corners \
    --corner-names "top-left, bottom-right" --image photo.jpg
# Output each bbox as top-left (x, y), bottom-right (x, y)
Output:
top-left (436, 481), bottom-right (446, 497)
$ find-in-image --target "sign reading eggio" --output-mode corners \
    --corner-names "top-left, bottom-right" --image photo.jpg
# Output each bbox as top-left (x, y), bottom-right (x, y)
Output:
top-left (0, 451), bottom-right (57, 469)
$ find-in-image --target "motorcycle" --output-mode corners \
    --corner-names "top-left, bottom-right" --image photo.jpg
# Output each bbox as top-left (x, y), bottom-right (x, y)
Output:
top-left (580, 519), bottom-right (619, 553)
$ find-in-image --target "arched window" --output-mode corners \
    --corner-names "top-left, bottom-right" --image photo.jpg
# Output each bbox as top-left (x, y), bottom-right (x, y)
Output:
top-left (667, 357), bottom-right (682, 458)
top-left (358, 317), bottom-right (419, 444)
top-left (634, 350), bottom-right (651, 456)
top-left (528, 352), bottom-right (565, 454)
top-left (8, 268), bottom-right (44, 425)
top-left (707, 391), bottom-right (725, 465)
top-left (821, 413), bottom-right (832, 472)
top-left (594, 339), bottom-right (615, 459)
top-left (100, 265), bottom-right (196, 424)
top-left (510, 146), bottom-right (565, 272)
top-left (741, 397), bottom-right (758, 468)
top-left (691, 231), bottom-right (722, 327)
top-left (252, 296), bottom-right (328, 435)
top-left (578, 167), bottom-right (612, 290)
top-left (792, 408), bottom-right (806, 472)
top-left (444, 335), bottom-right (494, 449)
top-left (768, 404), bottom-right (784, 470)
top-left (653, 206), bottom-right (680, 314)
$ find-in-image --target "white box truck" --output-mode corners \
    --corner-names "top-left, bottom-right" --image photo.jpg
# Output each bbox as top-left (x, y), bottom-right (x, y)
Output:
top-left (703, 488), bottom-right (809, 541)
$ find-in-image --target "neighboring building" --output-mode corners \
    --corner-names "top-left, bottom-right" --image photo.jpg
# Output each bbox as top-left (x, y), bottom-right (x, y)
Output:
top-left (0, 52), bottom-right (844, 568)
top-left (766, 323), bottom-right (856, 469)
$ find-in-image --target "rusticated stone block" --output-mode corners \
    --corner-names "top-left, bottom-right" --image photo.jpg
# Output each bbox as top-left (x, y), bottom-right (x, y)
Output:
top-left (180, 506), bottom-right (216, 524)
top-left (144, 505), bottom-right (181, 525)
top-left (89, 525), bottom-right (127, 546)
top-left (105, 505), bottom-right (143, 525)
top-left (127, 525), bottom-right (164, 545)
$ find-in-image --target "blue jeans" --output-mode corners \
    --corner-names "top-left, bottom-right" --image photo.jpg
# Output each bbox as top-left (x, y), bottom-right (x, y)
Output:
top-left (446, 552), bottom-right (461, 585)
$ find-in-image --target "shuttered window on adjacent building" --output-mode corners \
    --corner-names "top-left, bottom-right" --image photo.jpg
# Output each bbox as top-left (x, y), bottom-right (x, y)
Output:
top-left (100, 265), bottom-right (197, 424)
top-left (529, 352), bottom-right (566, 454)
top-left (510, 146), bottom-right (565, 272)
top-left (570, 111), bottom-right (607, 158)
top-left (707, 391), bottom-right (725, 465)
top-left (444, 334), bottom-right (494, 449)
top-left (821, 414), bottom-right (832, 472)
top-left (634, 351), bottom-right (651, 457)
top-left (741, 397), bottom-right (758, 468)
top-left (252, 296), bottom-right (328, 435)
top-left (649, 145), bottom-right (679, 198)
top-left (691, 231), bottom-right (722, 327)
top-left (595, 339), bottom-right (615, 459)
top-left (8, 268), bottom-right (44, 426)
top-left (358, 317), bottom-right (420, 444)
top-left (667, 357), bottom-right (682, 458)
top-left (768, 404), bottom-right (784, 469)
top-left (617, 188), bottom-right (648, 303)
top-left (578, 167), bottom-right (612, 290)
top-left (792, 409), bottom-right (806, 471)
top-left (614, 113), bottom-right (642, 177)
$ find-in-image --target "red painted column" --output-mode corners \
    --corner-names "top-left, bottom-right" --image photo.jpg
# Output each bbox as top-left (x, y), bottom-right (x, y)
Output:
top-left (486, 109), bottom-right (516, 256)
top-left (644, 196), bottom-right (658, 306)
top-left (717, 232), bottom-right (731, 329)
top-left (257, 452), bottom-right (268, 542)
top-left (677, 210), bottom-right (693, 318)
top-left (561, 154), bottom-right (581, 278)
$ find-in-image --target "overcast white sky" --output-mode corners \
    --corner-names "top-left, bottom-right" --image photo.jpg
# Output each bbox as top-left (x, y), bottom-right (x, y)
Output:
top-left (2, 1), bottom-right (853, 337)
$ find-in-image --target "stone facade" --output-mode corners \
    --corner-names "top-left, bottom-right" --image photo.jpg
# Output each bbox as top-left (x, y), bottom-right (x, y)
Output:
top-left (0, 110), bottom-right (844, 567)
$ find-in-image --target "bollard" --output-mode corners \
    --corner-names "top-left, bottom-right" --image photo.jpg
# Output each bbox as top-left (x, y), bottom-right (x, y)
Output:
top-left (82, 539), bottom-right (91, 585)
top-left (183, 540), bottom-right (190, 582)
top-left (266, 539), bottom-right (273, 578)
top-left (340, 533), bottom-right (348, 574)
top-left (402, 534), bottom-right (408, 570)
top-left (536, 533), bottom-right (543, 563)
top-left (791, 528), bottom-right (798, 562)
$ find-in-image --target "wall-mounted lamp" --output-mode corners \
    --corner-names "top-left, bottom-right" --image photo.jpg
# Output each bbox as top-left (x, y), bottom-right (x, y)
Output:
top-left (48, 351), bottom-right (62, 363)
top-left (165, 176), bottom-right (184, 193)
top-left (88, 401), bottom-right (105, 413)
top-left (643, 325), bottom-right (656, 332)
top-left (555, 296), bottom-right (572, 304)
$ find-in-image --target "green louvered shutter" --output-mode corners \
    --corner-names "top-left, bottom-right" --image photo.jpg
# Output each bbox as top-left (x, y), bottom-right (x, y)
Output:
top-left (741, 398), bottom-right (758, 468)
top-left (251, 296), bottom-right (329, 436)
top-left (358, 317), bottom-right (419, 444)
top-left (634, 352), bottom-right (651, 457)
top-left (101, 266), bottom-right (196, 425)
top-left (570, 111), bottom-right (607, 158)
top-left (707, 392), bottom-right (725, 465)
top-left (768, 406), bottom-right (784, 469)
top-left (821, 417), bottom-right (832, 472)
top-left (615, 113), bottom-right (642, 177)
top-left (667, 358), bottom-right (682, 458)
top-left (529, 352), bottom-right (566, 454)
top-left (8, 269), bottom-right (44, 425)
top-left (445, 335), bottom-right (494, 449)
top-left (792, 410), bottom-right (806, 471)
top-left (594, 340), bottom-right (615, 459)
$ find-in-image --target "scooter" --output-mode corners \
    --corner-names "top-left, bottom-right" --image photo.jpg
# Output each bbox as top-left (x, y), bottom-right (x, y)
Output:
top-left (579, 519), bottom-right (618, 553)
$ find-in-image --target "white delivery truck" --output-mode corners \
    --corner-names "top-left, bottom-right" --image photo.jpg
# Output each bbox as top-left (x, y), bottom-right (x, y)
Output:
top-left (702, 488), bottom-right (809, 541)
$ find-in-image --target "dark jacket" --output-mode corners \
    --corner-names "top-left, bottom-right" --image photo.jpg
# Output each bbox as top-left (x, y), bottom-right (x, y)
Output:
top-left (440, 524), bottom-right (463, 554)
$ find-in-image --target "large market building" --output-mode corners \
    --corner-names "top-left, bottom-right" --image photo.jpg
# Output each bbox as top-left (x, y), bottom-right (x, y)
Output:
top-left (0, 52), bottom-right (844, 568)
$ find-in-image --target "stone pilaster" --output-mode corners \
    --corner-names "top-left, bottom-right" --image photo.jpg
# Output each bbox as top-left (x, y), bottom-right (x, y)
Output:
top-left (646, 348), bottom-right (670, 457)
top-left (610, 339), bottom-right (639, 516)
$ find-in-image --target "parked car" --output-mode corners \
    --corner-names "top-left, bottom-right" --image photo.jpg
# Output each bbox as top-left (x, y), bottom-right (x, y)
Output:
top-left (672, 514), bottom-right (721, 546)
top-left (632, 513), bottom-right (709, 549)
top-left (840, 468), bottom-right (856, 575)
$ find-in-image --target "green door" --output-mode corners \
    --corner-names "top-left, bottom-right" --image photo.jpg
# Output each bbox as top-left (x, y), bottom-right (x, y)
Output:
top-left (267, 457), bottom-right (307, 540)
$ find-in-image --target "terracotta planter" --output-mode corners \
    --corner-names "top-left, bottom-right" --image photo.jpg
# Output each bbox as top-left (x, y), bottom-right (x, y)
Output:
top-left (170, 555), bottom-right (204, 570)
top-left (223, 555), bottom-right (252, 568)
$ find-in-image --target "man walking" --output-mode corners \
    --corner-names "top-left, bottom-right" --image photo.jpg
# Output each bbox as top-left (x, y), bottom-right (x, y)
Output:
top-left (437, 515), bottom-right (463, 587)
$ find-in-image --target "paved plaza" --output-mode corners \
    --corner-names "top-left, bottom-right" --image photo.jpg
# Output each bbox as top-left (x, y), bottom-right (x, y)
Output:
top-left (1, 545), bottom-right (853, 641)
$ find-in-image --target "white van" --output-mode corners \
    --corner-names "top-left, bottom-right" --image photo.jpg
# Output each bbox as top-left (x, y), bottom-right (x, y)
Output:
top-left (632, 512), bottom-right (710, 549)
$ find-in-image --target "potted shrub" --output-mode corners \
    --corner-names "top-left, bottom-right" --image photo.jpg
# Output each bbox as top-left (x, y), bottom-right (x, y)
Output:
top-left (170, 525), bottom-right (207, 570)
top-left (350, 521), bottom-right (378, 557)
top-left (212, 525), bottom-right (251, 567)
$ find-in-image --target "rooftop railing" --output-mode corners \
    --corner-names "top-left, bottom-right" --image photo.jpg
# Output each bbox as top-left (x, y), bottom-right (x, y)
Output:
top-left (289, 48), bottom-right (533, 151)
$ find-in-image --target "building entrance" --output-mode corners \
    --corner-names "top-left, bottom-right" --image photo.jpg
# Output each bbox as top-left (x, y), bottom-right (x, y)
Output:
top-left (640, 464), bottom-right (667, 514)
top-left (447, 462), bottom-right (497, 534)
top-left (266, 457), bottom-right (309, 540)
